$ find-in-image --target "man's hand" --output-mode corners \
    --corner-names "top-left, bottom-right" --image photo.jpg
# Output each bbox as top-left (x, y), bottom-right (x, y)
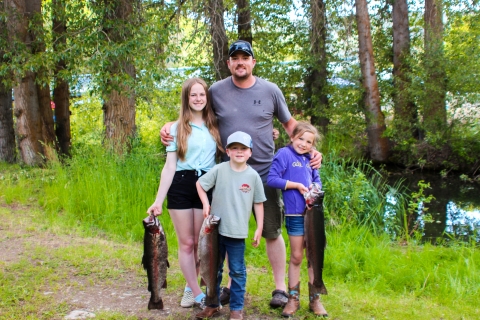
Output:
top-left (310, 149), bottom-right (323, 169)
top-left (160, 122), bottom-right (174, 146)
top-left (273, 128), bottom-right (280, 140)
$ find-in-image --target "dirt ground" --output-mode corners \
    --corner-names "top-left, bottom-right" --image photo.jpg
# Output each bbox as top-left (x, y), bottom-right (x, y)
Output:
top-left (0, 203), bottom-right (277, 320)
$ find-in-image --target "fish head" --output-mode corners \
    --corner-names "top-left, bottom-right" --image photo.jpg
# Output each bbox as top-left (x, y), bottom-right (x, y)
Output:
top-left (143, 215), bottom-right (161, 234)
top-left (203, 214), bottom-right (221, 234)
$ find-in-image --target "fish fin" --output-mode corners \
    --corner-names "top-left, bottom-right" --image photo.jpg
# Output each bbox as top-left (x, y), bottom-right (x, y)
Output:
top-left (166, 259), bottom-right (170, 268)
top-left (162, 279), bottom-right (167, 289)
top-left (200, 277), bottom-right (206, 287)
top-left (148, 298), bottom-right (164, 310)
top-left (141, 254), bottom-right (146, 269)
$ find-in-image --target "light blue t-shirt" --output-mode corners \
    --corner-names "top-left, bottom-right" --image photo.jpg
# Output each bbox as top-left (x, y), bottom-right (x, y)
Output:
top-left (166, 121), bottom-right (217, 174)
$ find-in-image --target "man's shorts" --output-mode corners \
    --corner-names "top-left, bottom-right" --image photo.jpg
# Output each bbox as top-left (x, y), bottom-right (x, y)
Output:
top-left (260, 183), bottom-right (284, 239)
top-left (167, 170), bottom-right (211, 210)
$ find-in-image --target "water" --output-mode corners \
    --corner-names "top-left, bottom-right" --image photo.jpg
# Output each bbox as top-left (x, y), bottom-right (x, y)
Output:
top-left (386, 170), bottom-right (480, 243)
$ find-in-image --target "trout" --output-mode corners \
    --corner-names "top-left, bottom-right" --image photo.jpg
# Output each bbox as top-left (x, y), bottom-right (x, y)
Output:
top-left (304, 191), bottom-right (328, 294)
top-left (142, 215), bottom-right (169, 310)
top-left (198, 214), bottom-right (221, 306)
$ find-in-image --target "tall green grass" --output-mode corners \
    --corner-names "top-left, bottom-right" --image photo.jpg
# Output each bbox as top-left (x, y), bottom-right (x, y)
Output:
top-left (39, 145), bottom-right (170, 243)
top-left (2, 148), bottom-right (479, 318)
top-left (321, 155), bottom-right (407, 236)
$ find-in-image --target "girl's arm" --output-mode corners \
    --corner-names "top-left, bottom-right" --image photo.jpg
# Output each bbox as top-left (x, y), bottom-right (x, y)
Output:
top-left (268, 150), bottom-right (308, 194)
top-left (252, 202), bottom-right (264, 247)
top-left (147, 152), bottom-right (177, 216)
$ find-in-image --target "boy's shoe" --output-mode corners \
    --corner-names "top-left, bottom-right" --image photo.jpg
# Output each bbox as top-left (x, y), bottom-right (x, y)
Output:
top-left (194, 296), bottom-right (206, 310)
top-left (269, 290), bottom-right (288, 308)
top-left (229, 310), bottom-right (243, 320)
top-left (220, 287), bottom-right (230, 305)
top-left (180, 290), bottom-right (195, 308)
top-left (195, 306), bottom-right (221, 319)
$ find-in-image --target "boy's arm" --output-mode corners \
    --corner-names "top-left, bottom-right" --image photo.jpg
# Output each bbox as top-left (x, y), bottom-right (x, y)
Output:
top-left (196, 181), bottom-right (211, 218)
top-left (252, 203), bottom-right (264, 247)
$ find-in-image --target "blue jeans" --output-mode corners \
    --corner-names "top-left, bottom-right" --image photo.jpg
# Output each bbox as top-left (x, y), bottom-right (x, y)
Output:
top-left (217, 235), bottom-right (246, 311)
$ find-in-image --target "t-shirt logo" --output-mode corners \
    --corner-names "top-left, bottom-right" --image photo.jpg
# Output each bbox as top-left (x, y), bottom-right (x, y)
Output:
top-left (239, 184), bottom-right (251, 193)
top-left (292, 161), bottom-right (303, 167)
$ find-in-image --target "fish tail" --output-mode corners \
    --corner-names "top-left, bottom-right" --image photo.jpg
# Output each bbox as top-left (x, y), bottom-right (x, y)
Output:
top-left (148, 298), bottom-right (164, 310)
top-left (312, 279), bottom-right (328, 295)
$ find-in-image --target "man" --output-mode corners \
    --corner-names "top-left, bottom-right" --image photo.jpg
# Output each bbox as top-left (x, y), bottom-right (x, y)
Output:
top-left (161, 40), bottom-right (322, 309)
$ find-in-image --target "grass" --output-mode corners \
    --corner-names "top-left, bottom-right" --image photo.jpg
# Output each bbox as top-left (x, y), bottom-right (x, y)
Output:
top-left (1, 149), bottom-right (480, 319)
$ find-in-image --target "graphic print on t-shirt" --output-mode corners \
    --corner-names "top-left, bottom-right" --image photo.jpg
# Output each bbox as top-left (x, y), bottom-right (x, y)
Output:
top-left (239, 184), bottom-right (251, 193)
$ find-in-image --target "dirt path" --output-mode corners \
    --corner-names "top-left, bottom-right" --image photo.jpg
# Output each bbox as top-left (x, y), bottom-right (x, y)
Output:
top-left (0, 203), bottom-right (276, 320)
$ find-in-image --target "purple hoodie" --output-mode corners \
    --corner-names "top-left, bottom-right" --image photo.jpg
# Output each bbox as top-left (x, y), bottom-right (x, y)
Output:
top-left (267, 145), bottom-right (322, 215)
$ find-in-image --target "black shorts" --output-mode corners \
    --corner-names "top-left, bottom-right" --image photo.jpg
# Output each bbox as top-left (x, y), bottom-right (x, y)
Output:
top-left (167, 170), bottom-right (212, 210)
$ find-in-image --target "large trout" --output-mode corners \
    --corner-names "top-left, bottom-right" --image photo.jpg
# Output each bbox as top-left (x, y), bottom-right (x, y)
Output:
top-left (142, 214), bottom-right (169, 310)
top-left (304, 190), bottom-right (328, 294)
top-left (198, 214), bottom-right (221, 306)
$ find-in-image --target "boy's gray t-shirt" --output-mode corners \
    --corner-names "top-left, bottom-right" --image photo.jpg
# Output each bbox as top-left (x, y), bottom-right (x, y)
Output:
top-left (198, 162), bottom-right (266, 239)
top-left (209, 76), bottom-right (292, 181)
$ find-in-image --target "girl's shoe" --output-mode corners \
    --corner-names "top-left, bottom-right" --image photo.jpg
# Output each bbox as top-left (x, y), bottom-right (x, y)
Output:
top-left (281, 282), bottom-right (300, 317)
top-left (180, 290), bottom-right (195, 307)
top-left (308, 282), bottom-right (328, 317)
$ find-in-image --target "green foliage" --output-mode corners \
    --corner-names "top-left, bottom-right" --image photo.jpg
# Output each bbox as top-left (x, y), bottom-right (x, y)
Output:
top-left (40, 146), bottom-right (166, 243)
top-left (403, 180), bottom-right (436, 241)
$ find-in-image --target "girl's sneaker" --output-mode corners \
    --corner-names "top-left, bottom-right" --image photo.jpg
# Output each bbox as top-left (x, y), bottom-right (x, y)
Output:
top-left (194, 296), bottom-right (206, 310)
top-left (180, 290), bottom-right (195, 307)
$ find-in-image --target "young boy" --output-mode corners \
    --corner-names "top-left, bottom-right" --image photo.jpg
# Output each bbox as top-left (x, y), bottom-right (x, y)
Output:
top-left (195, 131), bottom-right (266, 320)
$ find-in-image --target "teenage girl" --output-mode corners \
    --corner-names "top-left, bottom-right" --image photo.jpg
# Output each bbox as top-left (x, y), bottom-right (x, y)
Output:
top-left (267, 121), bottom-right (327, 317)
top-left (148, 78), bottom-right (223, 309)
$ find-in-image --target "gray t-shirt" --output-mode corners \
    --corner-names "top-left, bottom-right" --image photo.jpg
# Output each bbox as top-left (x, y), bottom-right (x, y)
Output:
top-left (210, 76), bottom-right (292, 181)
top-left (198, 162), bottom-right (266, 239)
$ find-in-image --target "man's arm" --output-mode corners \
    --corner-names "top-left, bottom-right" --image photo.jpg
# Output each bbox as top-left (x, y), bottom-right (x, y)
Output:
top-left (160, 121), bottom-right (175, 146)
top-left (281, 117), bottom-right (297, 137)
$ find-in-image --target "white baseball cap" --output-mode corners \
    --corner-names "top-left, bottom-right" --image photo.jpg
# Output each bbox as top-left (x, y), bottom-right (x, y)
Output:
top-left (226, 131), bottom-right (253, 149)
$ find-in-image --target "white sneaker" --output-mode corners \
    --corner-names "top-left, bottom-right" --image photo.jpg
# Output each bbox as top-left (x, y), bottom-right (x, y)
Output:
top-left (180, 290), bottom-right (195, 308)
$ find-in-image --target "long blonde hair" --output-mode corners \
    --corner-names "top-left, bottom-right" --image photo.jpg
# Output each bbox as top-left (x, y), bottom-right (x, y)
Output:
top-left (176, 78), bottom-right (224, 161)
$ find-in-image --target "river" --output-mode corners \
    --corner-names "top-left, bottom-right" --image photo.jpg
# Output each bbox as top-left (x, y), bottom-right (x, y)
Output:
top-left (386, 170), bottom-right (480, 243)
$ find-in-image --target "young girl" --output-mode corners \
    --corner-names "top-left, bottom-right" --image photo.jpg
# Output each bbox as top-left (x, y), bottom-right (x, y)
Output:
top-left (148, 78), bottom-right (223, 310)
top-left (267, 121), bottom-right (327, 317)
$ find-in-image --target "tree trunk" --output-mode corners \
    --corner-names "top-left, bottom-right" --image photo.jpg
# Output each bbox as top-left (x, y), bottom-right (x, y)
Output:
top-left (304, 0), bottom-right (329, 134)
top-left (101, 0), bottom-right (137, 154)
top-left (52, 0), bottom-right (71, 157)
top-left (6, 0), bottom-right (57, 166)
top-left (0, 82), bottom-right (15, 163)
top-left (236, 0), bottom-right (252, 44)
top-left (207, 0), bottom-right (230, 80)
top-left (423, 0), bottom-right (446, 137)
top-left (392, 0), bottom-right (418, 141)
top-left (355, 0), bottom-right (389, 162)
top-left (0, 9), bottom-right (16, 163)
